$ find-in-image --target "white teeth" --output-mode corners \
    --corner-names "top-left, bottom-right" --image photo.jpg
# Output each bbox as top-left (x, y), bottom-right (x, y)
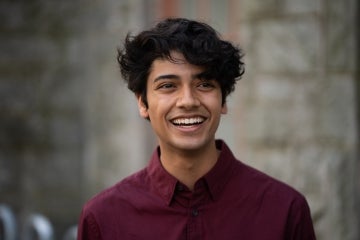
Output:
top-left (172, 117), bottom-right (204, 125)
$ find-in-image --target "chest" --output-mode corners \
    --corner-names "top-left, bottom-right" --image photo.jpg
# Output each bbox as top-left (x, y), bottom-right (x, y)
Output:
top-left (101, 193), bottom-right (288, 240)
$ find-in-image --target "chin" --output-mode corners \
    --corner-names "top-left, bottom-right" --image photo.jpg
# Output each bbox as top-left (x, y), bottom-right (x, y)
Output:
top-left (171, 138), bottom-right (213, 152)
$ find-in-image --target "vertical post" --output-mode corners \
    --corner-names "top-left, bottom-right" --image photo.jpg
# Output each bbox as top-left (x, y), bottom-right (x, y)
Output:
top-left (62, 225), bottom-right (77, 240)
top-left (0, 205), bottom-right (16, 240)
top-left (356, 0), bottom-right (360, 234)
top-left (23, 214), bottom-right (54, 240)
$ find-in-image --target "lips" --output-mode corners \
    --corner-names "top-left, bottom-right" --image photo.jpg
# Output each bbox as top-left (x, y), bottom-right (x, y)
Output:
top-left (171, 117), bottom-right (205, 126)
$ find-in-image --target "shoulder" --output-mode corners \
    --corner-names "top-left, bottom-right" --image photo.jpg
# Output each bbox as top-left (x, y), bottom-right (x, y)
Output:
top-left (82, 168), bottom-right (149, 215)
top-left (216, 140), bottom-right (306, 204)
top-left (232, 160), bottom-right (306, 204)
top-left (78, 168), bottom-right (152, 239)
top-left (229, 161), bottom-right (316, 239)
top-left (230, 160), bottom-right (313, 223)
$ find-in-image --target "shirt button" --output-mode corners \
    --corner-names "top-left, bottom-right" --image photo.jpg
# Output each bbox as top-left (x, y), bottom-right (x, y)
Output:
top-left (192, 209), bottom-right (199, 217)
top-left (176, 185), bottom-right (184, 192)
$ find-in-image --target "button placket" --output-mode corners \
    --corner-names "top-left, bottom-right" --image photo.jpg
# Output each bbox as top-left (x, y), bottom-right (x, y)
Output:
top-left (191, 208), bottom-right (199, 217)
top-left (176, 184), bottom-right (184, 192)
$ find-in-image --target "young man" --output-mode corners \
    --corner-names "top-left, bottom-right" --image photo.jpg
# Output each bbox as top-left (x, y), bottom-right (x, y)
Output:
top-left (77, 18), bottom-right (316, 239)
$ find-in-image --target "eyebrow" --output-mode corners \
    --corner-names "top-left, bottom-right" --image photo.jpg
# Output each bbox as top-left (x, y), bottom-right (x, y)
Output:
top-left (153, 72), bottom-right (209, 83)
top-left (153, 74), bottom-right (179, 82)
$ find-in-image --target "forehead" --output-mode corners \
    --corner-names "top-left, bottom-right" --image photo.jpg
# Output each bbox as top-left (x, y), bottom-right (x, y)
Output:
top-left (148, 52), bottom-right (205, 80)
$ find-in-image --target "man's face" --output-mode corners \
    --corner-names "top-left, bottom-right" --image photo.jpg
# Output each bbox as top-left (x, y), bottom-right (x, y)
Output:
top-left (137, 51), bottom-right (227, 154)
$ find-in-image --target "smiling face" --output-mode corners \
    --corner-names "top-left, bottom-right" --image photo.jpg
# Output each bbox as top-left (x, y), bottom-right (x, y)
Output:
top-left (137, 51), bottom-right (227, 155)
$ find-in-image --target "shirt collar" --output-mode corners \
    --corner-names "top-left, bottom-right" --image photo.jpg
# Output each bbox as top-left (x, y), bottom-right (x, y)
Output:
top-left (146, 140), bottom-right (238, 205)
top-left (147, 147), bottom-right (178, 206)
top-left (203, 140), bottom-right (238, 201)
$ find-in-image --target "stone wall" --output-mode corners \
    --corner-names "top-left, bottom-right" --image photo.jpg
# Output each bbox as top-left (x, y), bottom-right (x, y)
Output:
top-left (0, 0), bottom-right (152, 238)
top-left (236, 0), bottom-right (359, 239)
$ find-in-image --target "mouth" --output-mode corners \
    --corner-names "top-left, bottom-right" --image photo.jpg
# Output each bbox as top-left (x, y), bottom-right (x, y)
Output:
top-left (171, 117), bottom-right (206, 127)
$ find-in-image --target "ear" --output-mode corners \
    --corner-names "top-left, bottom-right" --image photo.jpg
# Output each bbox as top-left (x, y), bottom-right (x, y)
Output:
top-left (221, 103), bottom-right (228, 114)
top-left (136, 94), bottom-right (149, 118)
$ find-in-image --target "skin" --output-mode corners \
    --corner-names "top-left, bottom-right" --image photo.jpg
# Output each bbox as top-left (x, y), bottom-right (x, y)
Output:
top-left (137, 51), bottom-right (227, 190)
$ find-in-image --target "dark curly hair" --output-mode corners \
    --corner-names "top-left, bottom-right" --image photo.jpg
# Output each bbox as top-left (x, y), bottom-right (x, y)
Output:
top-left (117, 18), bottom-right (245, 107)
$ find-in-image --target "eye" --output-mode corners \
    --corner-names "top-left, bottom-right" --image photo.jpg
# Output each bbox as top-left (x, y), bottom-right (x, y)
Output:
top-left (197, 81), bottom-right (216, 90)
top-left (156, 82), bottom-right (176, 90)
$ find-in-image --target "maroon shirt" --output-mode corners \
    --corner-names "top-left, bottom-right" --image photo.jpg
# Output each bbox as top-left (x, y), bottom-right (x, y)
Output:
top-left (78, 140), bottom-right (316, 240)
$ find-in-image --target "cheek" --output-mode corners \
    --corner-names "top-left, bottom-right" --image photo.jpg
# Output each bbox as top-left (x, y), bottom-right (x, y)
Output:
top-left (204, 94), bottom-right (224, 111)
top-left (148, 96), bottom-right (173, 111)
top-left (145, 101), bottom-right (163, 120)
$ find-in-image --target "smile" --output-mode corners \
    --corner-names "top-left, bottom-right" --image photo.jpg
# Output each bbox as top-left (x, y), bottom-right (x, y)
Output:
top-left (171, 117), bottom-right (205, 126)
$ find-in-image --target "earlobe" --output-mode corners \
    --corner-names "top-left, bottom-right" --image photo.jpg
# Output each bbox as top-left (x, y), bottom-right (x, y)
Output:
top-left (221, 103), bottom-right (228, 114)
top-left (136, 95), bottom-right (149, 118)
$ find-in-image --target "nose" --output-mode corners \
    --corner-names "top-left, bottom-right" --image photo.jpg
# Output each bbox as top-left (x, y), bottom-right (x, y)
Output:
top-left (176, 86), bottom-right (200, 109)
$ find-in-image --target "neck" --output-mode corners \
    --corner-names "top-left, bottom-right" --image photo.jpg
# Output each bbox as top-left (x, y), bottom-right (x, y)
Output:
top-left (159, 141), bottom-right (219, 191)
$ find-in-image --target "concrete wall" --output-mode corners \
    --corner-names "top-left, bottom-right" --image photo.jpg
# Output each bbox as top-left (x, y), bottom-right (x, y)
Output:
top-left (236, 0), bottom-right (359, 239)
top-left (0, 0), bottom-right (152, 237)
top-left (0, 0), bottom-right (358, 239)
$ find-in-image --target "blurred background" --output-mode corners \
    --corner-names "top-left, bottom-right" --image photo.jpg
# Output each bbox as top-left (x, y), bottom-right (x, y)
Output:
top-left (0, 0), bottom-right (359, 239)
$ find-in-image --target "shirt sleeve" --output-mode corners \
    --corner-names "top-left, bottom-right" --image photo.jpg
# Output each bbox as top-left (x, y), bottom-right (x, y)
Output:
top-left (77, 209), bottom-right (102, 240)
top-left (286, 195), bottom-right (317, 240)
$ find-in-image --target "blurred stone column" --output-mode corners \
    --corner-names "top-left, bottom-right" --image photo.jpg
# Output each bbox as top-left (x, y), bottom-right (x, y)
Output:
top-left (236, 0), bottom-right (359, 239)
top-left (0, 0), bottom-right (154, 238)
